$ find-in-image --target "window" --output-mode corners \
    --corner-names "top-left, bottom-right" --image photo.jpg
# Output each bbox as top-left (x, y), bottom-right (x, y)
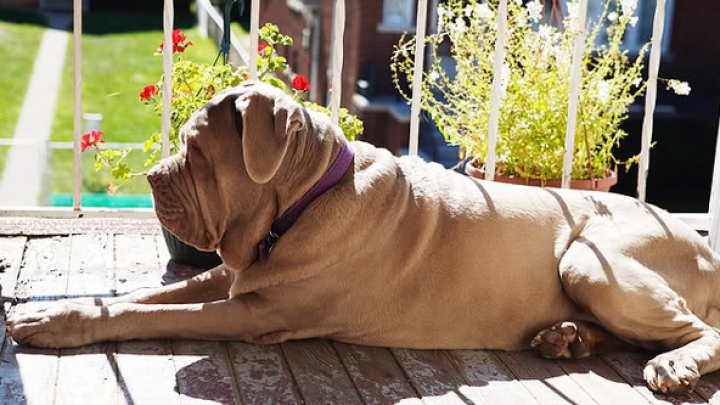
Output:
top-left (380, 0), bottom-right (415, 31)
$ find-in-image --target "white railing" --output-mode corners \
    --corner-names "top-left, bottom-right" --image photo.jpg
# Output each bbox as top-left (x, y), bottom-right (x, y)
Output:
top-left (3, 0), bottom-right (720, 241)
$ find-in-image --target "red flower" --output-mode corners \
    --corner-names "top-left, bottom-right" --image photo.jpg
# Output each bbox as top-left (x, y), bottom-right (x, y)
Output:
top-left (158, 29), bottom-right (193, 54)
top-left (81, 130), bottom-right (105, 152)
top-left (292, 75), bottom-right (311, 92)
top-left (258, 41), bottom-right (269, 53)
top-left (139, 84), bottom-right (159, 101)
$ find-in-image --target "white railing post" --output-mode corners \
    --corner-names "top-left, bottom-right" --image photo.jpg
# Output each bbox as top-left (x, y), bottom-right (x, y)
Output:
top-left (249, 0), bottom-right (260, 80)
top-left (407, 0), bottom-right (428, 157)
top-left (708, 103), bottom-right (720, 250)
top-left (330, 0), bottom-right (346, 125)
top-left (637, 0), bottom-right (666, 201)
top-left (484, 0), bottom-right (508, 181)
top-left (72, 0), bottom-right (82, 210)
top-left (562, 0), bottom-right (588, 189)
top-left (162, 0), bottom-right (174, 159)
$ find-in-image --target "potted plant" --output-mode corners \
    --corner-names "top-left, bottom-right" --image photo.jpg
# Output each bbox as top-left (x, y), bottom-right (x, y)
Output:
top-left (391, 0), bottom-right (690, 190)
top-left (82, 23), bottom-right (363, 270)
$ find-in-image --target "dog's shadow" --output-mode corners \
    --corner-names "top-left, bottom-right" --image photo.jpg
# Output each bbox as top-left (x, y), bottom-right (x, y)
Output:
top-left (173, 357), bottom-right (239, 404)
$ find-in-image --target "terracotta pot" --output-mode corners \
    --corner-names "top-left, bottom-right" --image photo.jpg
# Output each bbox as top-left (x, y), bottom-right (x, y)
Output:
top-left (465, 163), bottom-right (617, 192)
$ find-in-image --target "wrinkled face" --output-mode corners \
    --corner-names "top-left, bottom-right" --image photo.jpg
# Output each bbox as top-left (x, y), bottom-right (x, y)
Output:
top-left (147, 81), bottom-right (305, 253)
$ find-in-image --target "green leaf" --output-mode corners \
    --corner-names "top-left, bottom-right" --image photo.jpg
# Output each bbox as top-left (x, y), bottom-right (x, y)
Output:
top-left (112, 162), bottom-right (131, 181)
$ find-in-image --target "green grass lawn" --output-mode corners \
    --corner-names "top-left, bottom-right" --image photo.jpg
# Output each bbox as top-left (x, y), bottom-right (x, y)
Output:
top-left (0, 8), bottom-right (47, 174)
top-left (49, 12), bottom-right (221, 198)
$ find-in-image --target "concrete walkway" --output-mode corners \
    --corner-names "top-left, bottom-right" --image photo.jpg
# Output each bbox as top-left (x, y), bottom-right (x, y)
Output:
top-left (0, 13), bottom-right (71, 207)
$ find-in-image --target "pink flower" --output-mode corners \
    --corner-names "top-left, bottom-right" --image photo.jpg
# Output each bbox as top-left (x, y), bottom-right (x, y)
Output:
top-left (292, 75), bottom-right (311, 92)
top-left (81, 131), bottom-right (105, 152)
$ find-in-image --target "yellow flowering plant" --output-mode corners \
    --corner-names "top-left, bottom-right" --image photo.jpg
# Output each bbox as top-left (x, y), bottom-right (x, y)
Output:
top-left (391, 0), bottom-right (689, 182)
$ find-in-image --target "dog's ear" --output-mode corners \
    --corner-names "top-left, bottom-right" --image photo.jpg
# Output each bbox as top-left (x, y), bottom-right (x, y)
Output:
top-left (235, 90), bottom-right (304, 184)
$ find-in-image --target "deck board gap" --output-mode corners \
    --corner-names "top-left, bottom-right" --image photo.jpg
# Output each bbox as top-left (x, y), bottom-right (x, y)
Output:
top-left (330, 341), bottom-right (372, 405)
top-left (388, 346), bottom-right (424, 400)
top-left (491, 351), bottom-right (546, 404)
top-left (222, 341), bottom-right (245, 405)
top-left (279, 343), bottom-right (309, 405)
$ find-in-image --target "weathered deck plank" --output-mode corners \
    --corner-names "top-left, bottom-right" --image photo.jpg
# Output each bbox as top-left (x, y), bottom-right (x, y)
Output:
top-left (55, 234), bottom-right (121, 405)
top-left (0, 236), bottom-right (26, 305)
top-left (391, 348), bottom-right (473, 405)
top-left (0, 343), bottom-right (60, 405)
top-left (114, 234), bottom-right (181, 405)
top-left (601, 351), bottom-right (708, 405)
top-left (114, 234), bottom-right (164, 296)
top-left (56, 343), bottom-right (121, 405)
top-left (334, 342), bottom-right (421, 405)
top-left (116, 341), bottom-right (181, 405)
top-left (1, 229), bottom-right (720, 405)
top-left (282, 339), bottom-right (364, 404)
top-left (451, 350), bottom-right (540, 405)
top-left (495, 350), bottom-right (599, 404)
top-left (694, 371), bottom-right (720, 404)
top-left (14, 236), bottom-right (71, 301)
top-left (557, 355), bottom-right (654, 404)
top-left (227, 341), bottom-right (303, 405)
top-left (173, 340), bottom-right (243, 405)
top-left (65, 233), bottom-right (115, 299)
top-left (0, 236), bottom-right (72, 404)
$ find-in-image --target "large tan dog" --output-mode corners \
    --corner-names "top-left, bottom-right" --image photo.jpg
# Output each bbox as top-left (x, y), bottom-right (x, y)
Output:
top-left (8, 81), bottom-right (720, 394)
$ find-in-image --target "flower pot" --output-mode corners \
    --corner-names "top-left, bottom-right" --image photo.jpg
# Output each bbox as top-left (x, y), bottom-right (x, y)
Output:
top-left (161, 227), bottom-right (223, 270)
top-left (465, 163), bottom-right (617, 192)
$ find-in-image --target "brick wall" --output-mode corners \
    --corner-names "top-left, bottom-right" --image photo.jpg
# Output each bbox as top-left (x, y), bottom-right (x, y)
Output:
top-left (260, 0), bottom-right (312, 78)
top-left (356, 1), bottom-right (409, 97)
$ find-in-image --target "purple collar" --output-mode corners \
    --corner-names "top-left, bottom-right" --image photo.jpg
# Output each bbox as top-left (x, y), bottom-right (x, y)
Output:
top-left (258, 142), bottom-right (354, 260)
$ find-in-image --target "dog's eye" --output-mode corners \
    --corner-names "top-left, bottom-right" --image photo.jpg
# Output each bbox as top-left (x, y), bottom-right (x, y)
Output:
top-left (186, 138), bottom-right (202, 156)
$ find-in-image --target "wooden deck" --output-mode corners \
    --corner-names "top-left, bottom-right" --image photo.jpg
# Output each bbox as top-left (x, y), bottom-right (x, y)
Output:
top-left (1, 219), bottom-right (720, 404)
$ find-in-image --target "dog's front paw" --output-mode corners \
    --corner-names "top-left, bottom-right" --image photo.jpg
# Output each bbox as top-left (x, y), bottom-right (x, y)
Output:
top-left (644, 352), bottom-right (699, 394)
top-left (6, 301), bottom-right (104, 348)
top-left (531, 321), bottom-right (589, 359)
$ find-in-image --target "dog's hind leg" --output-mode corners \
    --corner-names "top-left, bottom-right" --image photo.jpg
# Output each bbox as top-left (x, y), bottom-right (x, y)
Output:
top-left (545, 234), bottom-right (720, 394)
top-left (531, 320), bottom-right (633, 359)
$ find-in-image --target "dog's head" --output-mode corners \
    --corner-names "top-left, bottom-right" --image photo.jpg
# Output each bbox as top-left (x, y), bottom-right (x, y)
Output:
top-left (147, 81), bottom-right (331, 267)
